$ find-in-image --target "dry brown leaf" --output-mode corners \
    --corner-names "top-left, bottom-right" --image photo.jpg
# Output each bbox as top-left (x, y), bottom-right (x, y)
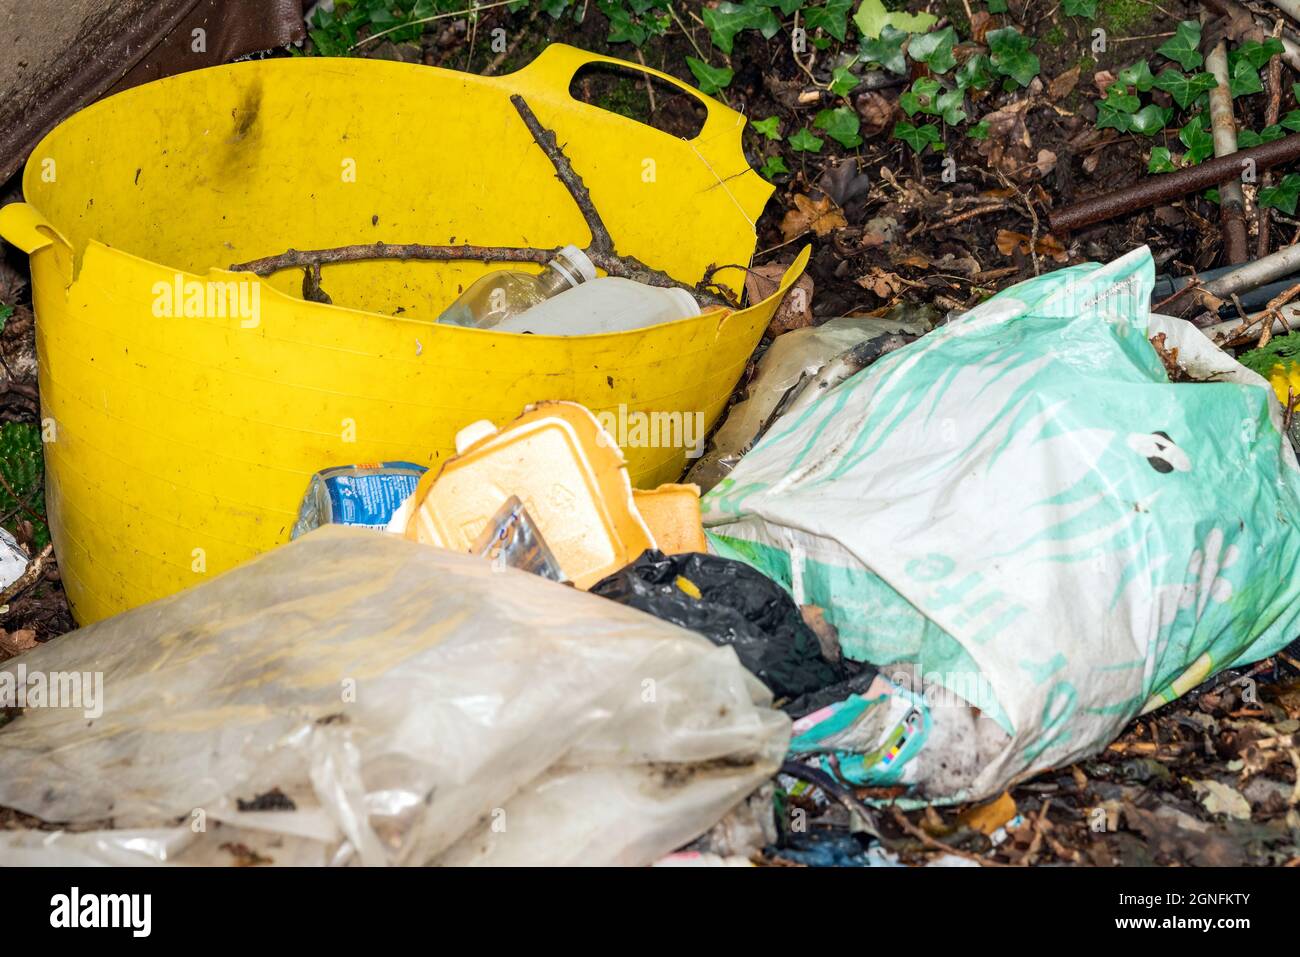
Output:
top-left (855, 90), bottom-right (895, 138)
top-left (855, 267), bottom-right (903, 298)
top-left (1093, 69), bottom-right (1116, 94)
top-left (0, 629), bottom-right (38, 659)
top-left (1033, 148), bottom-right (1058, 178)
top-left (996, 229), bottom-right (1069, 263)
top-left (780, 193), bottom-right (848, 242)
top-left (968, 10), bottom-right (993, 44)
top-left (744, 264), bottom-right (815, 337)
top-left (958, 791), bottom-right (1018, 835)
top-left (1049, 66), bottom-right (1080, 101)
top-left (977, 98), bottom-right (1033, 178)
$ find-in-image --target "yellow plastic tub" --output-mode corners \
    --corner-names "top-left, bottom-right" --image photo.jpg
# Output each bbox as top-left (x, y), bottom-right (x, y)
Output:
top-left (0, 44), bottom-right (806, 625)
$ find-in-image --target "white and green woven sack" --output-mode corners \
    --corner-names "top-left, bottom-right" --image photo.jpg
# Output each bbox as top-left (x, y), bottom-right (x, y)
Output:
top-left (704, 246), bottom-right (1300, 801)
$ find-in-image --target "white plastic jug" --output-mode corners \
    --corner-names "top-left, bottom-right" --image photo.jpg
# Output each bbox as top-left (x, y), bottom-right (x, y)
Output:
top-left (491, 277), bottom-right (701, 335)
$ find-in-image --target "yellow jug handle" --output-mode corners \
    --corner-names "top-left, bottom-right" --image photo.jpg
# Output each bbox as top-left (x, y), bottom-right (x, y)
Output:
top-left (501, 42), bottom-right (747, 156)
top-left (0, 202), bottom-right (68, 255)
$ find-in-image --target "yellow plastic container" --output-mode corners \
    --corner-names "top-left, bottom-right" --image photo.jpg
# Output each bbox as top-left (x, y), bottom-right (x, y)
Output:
top-left (406, 401), bottom-right (655, 589)
top-left (0, 45), bottom-right (807, 624)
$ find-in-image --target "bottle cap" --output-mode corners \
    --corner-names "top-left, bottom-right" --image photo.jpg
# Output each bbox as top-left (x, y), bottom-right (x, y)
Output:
top-left (552, 245), bottom-right (598, 287)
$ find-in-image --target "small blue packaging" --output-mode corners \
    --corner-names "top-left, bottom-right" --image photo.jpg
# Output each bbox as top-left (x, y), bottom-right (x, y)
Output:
top-left (291, 462), bottom-right (427, 539)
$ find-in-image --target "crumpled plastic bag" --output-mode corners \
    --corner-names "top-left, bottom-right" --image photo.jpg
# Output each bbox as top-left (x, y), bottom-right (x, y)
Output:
top-left (590, 550), bottom-right (846, 698)
top-left (0, 527), bottom-right (789, 865)
top-left (703, 246), bottom-right (1300, 802)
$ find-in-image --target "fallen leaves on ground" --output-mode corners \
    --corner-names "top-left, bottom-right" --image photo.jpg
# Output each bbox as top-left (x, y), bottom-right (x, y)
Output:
top-left (781, 193), bottom-right (848, 241)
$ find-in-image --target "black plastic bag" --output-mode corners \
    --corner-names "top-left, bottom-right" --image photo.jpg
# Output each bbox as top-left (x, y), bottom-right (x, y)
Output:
top-left (590, 551), bottom-right (845, 699)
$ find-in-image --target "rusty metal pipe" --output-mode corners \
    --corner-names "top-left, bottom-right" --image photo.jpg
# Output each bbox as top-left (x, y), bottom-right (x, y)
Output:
top-left (1051, 133), bottom-right (1300, 233)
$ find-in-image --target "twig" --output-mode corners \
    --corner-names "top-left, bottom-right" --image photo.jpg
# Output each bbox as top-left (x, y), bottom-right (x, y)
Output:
top-left (1207, 41), bottom-right (1250, 264)
top-left (887, 806), bottom-right (1010, 867)
top-left (229, 96), bottom-right (728, 306)
top-left (347, 0), bottom-right (519, 50)
top-left (0, 543), bottom-right (52, 608)
top-left (482, 2), bottom-right (539, 75)
top-left (0, 472), bottom-right (45, 531)
top-left (1259, 22), bottom-right (1285, 259)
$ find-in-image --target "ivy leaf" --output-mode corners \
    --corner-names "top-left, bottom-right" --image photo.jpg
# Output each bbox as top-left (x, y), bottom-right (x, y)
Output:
top-left (853, 0), bottom-right (937, 38)
top-left (967, 120), bottom-right (991, 140)
top-left (1228, 59), bottom-right (1262, 98)
top-left (1148, 147), bottom-right (1177, 173)
top-left (788, 127), bottom-right (825, 152)
top-left (1127, 104), bottom-right (1172, 136)
top-left (988, 0), bottom-right (1008, 12)
top-left (1101, 82), bottom-right (1140, 113)
top-left (900, 76), bottom-right (941, 116)
top-left (804, 0), bottom-right (854, 42)
top-left (1231, 38), bottom-right (1284, 71)
top-left (829, 65), bottom-right (859, 97)
top-left (1152, 69), bottom-right (1218, 109)
top-left (892, 120), bottom-right (943, 154)
top-left (955, 51), bottom-right (994, 91)
top-left (859, 24), bottom-right (909, 75)
top-left (909, 26), bottom-right (958, 74)
top-left (814, 106), bottom-right (863, 147)
top-left (1116, 60), bottom-right (1155, 92)
top-left (987, 27), bottom-right (1040, 88)
top-left (760, 155), bottom-right (790, 179)
top-left (686, 57), bottom-right (733, 94)
top-left (1281, 109), bottom-right (1300, 131)
top-left (1157, 20), bottom-right (1203, 71)
top-left (935, 89), bottom-right (967, 125)
top-left (701, 2), bottom-right (780, 55)
top-left (751, 115), bottom-right (782, 140)
top-left (1260, 173), bottom-right (1300, 215)
top-left (1062, 0), bottom-right (1097, 15)
top-left (1179, 114), bottom-right (1214, 165)
top-left (1237, 125), bottom-right (1284, 148)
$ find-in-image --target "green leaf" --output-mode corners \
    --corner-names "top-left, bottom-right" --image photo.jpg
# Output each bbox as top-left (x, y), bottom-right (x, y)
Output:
top-left (909, 26), bottom-right (958, 74)
top-left (751, 115), bottom-right (782, 140)
top-left (987, 0), bottom-right (1008, 12)
top-left (860, 23), bottom-right (909, 75)
top-left (1228, 58), bottom-right (1262, 98)
top-left (892, 120), bottom-right (943, 154)
top-left (760, 155), bottom-right (790, 179)
top-left (1157, 20), bottom-right (1203, 71)
top-left (1179, 114), bottom-right (1214, 165)
top-left (1281, 109), bottom-right (1300, 131)
top-left (701, 1), bottom-right (780, 54)
top-left (1101, 82), bottom-right (1140, 114)
top-left (1231, 38), bottom-right (1284, 71)
top-left (1152, 69), bottom-right (1218, 109)
top-left (1062, 0), bottom-right (1097, 15)
top-left (1127, 104), bottom-right (1172, 136)
top-left (814, 106), bottom-right (863, 147)
top-left (1116, 60), bottom-right (1155, 92)
top-left (900, 76), bottom-right (941, 116)
top-left (966, 120), bottom-right (991, 140)
top-left (955, 51), bottom-right (994, 91)
top-left (987, 27), bottom-right (1040, 88)
top-left (686, 57), bottom-right (734, 94)
top-left (804, 0), bottom-right (854, 42)
top-left (1260, 173), bottom-right (1300, 215)
top-left (1237, 125), bottom-right (1285, 148)
top-left (853, 0), bottom-right (937, 38)
top-left (935, 89), bottom-right (967, 125)
top-left (829, 65), bottom-right (859, 97)
top-left (788, 127), bottom-right (825, 152)
top-left (1148, 147), bottom-right (1177, 173)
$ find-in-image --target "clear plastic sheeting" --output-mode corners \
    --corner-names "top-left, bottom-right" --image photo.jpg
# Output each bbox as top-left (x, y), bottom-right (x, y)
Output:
top-left (0, 527), bottom-right (789, 866)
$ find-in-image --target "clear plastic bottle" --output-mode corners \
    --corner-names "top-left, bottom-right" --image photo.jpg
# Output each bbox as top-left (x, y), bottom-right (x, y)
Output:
top-left (435, 244), bottom-right (596, 329)
top-left (490, 277), bottom-right (701, 335)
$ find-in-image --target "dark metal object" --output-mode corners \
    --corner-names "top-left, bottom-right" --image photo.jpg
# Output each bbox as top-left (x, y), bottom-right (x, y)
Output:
top-left (1051, 134), bottom-right (1300, 233)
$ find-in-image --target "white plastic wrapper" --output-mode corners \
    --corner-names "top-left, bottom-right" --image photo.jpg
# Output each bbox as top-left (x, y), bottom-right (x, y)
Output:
top-left (0, 527), bottom-right (789, 866)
